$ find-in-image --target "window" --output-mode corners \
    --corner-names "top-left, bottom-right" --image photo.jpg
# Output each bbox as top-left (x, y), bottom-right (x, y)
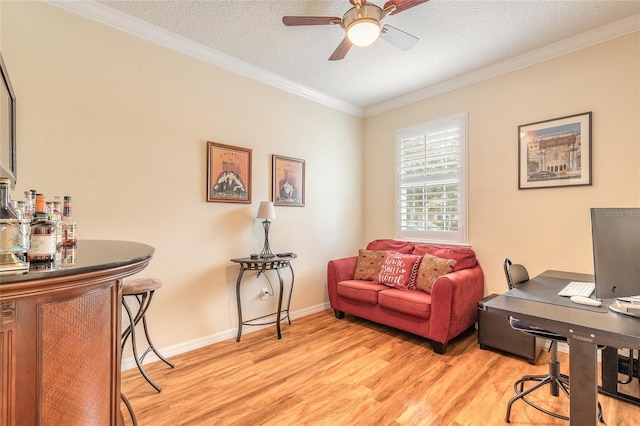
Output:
top-left (395, 113), bottom-right (468, 244)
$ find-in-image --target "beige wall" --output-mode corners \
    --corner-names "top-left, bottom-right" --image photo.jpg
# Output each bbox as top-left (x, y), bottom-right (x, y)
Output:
top-left (2, 2), bottom-right (363, 351)
top-left (364, 32), bottom-right (640, 295)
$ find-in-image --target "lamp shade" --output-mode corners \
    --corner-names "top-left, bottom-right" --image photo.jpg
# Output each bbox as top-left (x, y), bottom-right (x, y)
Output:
top-left (256, 201), bottom-right (276, 220)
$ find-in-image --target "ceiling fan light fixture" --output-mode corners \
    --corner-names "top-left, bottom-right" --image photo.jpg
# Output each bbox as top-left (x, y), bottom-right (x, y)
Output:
top-left (347, 19), bottom-right (381, 47)
top-left (342, 4), bottom-right (385, 47)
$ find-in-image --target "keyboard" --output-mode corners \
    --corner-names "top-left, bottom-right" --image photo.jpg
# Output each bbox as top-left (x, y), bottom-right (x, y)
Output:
top-left (558, 281), bottom-right (595, 297)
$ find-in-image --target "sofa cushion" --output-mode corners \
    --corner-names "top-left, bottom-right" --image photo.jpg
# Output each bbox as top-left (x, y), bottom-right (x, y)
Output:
top-left (412, 244), bottom-right (477, 271)
top-left (378, 253), bottom-right (422, 290)
top-left (354, 249), bottom-right (390, 281)
top-left (337, 280), bottom-right (389, 304)
top-left (366, 239), bottom-right (414, 254)
top-left (415, 254), bottom-right (457, 293)
top-left (378, 288), bottom-right (432, 319)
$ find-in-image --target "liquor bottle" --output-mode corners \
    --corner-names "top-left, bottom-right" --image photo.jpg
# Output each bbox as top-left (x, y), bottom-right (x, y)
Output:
top-left (53, 197), bottom-right (64, 246)
top-left (23, 191), bottom-right (31, 219)
top-left (46, 201), bottom-right (63, 247)
top-left (62, 196), bottom-right (77, 246)
top-left (53, 196), bottom-right (62, 216)
top-left (13, 200), bottom-right (29, 260)
top-left (27, 194), bottom-right (57, 262)
top-left (34, 193), bottom-right (45, 216)
top-left (14, 200), bottom-right (25, 219)
top-left (0, 177), bottom-right (18, 219)
top-left (24, 190), bottom-right (36, 219)
top-left (46, 201), bottom-right (55, 217)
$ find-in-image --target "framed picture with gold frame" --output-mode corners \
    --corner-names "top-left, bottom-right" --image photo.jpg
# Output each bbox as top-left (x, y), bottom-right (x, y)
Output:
top-left (272, 155), bottom-right (305, 207)
top-left (207, 141), bottom-right (252, 203)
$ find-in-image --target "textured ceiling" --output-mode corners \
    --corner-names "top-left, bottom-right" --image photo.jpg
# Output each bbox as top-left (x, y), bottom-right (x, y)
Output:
top-left (61, 1), bottom-right (640, 114)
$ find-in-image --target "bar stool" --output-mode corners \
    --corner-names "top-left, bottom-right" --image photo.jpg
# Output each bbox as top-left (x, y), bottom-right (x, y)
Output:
top-left (121, 277), bottom-right (175, 393)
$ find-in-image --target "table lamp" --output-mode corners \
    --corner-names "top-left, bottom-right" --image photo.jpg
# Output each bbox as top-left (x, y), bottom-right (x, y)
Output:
top-left (256, 201), bottom-right (276, 258)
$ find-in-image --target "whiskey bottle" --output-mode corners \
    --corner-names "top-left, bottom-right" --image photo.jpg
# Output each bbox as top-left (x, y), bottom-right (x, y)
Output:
top-left (27, 194), bottom-right (57, 262)
top-left (62, 196), bottom-right (77, 246)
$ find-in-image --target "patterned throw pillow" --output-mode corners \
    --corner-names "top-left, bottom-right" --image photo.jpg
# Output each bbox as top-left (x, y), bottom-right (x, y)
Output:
top-left (377, 253), bottom-right (423, 290)
top-left (415, 254), bottom-right (457, 293)
top-left (412, 244), bottom-right (477, 271)
top-left (354, 249), bottom-right (389, 281)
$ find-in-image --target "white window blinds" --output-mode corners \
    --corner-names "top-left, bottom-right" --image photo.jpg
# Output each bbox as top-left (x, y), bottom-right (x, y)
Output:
top-left (395, 113), bottom-right (468, 244)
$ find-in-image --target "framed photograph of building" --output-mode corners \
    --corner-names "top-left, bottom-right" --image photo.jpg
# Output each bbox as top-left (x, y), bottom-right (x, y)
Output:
top-left (272, 155), bottom-right (305, 207)
top-left (207, 141), bottom-right (252, 203)
top-left (518, 112), bottom-right (592, 189)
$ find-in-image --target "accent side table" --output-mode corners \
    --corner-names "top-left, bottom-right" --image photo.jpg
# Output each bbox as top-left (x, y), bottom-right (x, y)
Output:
top-left (230, 253), bottom-right (296, 341)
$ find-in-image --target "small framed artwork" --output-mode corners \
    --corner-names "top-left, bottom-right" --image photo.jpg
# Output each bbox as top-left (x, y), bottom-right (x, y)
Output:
top-left (272, 155), bottom-right (305, 207)
top-left (207, 141), bottom-right (252, 203)
top-left (518, 112), bottom-right (592, 189)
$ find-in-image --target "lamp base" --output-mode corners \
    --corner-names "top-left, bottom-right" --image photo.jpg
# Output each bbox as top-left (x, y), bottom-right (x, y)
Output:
top-left (260, 219), bottom-right (275, 259)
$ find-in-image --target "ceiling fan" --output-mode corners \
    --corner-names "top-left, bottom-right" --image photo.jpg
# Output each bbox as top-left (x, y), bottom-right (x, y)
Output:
top-left (282, 0), bottom-right (429, 61)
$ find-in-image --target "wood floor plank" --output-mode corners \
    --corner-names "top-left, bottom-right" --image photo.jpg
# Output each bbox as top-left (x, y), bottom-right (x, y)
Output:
top-left (121, 310), bottom-right (640, 425)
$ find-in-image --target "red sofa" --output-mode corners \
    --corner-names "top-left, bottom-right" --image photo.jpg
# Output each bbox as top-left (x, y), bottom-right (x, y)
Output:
top-left (327, 239), bottom-right (484, 354)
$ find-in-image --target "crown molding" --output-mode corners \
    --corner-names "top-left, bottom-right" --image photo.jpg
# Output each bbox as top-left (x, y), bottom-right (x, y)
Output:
top-left (45, 2), bottom-right (638, 119)
top-left (44, 0), bottom-right (365, 117)
top-left (364, 14), bottom-right (640, 117)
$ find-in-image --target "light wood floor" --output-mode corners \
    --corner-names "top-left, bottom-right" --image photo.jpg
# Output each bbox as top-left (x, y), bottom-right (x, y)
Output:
top-left (121, 310), bottom-right (640, 425)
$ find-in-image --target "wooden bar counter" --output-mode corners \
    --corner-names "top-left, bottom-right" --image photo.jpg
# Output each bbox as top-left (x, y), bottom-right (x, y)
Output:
top-left (0, 240), bottom-right (154, 425)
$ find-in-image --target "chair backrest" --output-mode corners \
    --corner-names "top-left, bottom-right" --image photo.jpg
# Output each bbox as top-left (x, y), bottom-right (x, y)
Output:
top-left (503, 258), bottom-right (530, 289)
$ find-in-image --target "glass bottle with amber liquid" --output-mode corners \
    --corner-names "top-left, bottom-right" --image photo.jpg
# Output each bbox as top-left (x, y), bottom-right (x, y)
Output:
top-left (27, 194), bottom-right (57, 262)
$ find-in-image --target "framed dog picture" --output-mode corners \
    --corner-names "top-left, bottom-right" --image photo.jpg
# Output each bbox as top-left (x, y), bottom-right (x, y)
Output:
top-left (272, 155), bottom-right (305, 207)
top-left (207, 141), bottom-right (252, 203)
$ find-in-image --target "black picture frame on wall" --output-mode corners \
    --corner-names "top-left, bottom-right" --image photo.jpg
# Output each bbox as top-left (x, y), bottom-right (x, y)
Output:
top-left (518, 112), bottom-right (592, 190)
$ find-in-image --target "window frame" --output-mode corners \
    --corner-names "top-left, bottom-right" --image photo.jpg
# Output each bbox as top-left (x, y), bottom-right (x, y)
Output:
top-left (394, 112), bottom-right (469, 245)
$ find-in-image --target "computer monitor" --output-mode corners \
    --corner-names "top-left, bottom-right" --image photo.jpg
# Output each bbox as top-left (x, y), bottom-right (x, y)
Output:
top-left (591, 208), bottom-right (640, 299)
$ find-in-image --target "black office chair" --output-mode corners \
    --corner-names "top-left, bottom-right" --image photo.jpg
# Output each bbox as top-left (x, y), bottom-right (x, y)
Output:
top-left (502, 259), bottom-right (603, 423)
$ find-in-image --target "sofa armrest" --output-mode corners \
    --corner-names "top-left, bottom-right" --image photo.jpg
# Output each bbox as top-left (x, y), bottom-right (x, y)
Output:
top-left (428, 265), bottom-right (485, 344)
top-left (327, 256), bottom-right (358, 309)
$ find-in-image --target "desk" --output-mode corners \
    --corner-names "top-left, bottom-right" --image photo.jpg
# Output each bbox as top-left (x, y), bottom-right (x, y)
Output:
top-left (231, 254), bottom-right (296, 341)
top-left (484, 270), bottom-right (640, 425)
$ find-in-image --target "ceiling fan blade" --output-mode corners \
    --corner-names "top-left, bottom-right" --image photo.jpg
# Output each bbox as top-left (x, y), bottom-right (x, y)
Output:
top-left (380, 25), bottom-right (419, 51)
top-left (282, 16), bottom-right (341, 26)
top-left (329, 37), bottom-right (353, 61)
top-left (384, 0), bottom-right (429, 15)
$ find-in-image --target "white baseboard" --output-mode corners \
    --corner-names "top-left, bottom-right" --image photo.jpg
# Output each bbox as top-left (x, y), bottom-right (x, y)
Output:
top-left (122, 302), bottom-right (331, 371)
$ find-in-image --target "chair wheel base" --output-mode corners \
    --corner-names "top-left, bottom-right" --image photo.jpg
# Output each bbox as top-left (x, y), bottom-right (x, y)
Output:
top-left (505, 374), bottom-right (605, 424)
